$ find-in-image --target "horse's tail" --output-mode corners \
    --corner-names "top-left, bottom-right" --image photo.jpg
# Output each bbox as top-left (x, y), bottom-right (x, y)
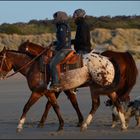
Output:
top-left (119, 52), bottom-right (138, 99)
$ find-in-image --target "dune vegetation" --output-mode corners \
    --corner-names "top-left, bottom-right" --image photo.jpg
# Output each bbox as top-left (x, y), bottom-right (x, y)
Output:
top-left (0, 15), bottom-right (140, 59)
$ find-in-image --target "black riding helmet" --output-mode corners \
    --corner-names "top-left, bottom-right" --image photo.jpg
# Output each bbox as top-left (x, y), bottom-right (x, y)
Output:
top-left (73, 8), bottom-right (86, 19)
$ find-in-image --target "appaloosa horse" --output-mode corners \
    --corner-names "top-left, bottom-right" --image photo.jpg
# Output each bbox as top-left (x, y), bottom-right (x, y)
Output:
top-left (17, 41), bottom-right (138, 131)
top-left (18, 41), bottom-right (138, 130)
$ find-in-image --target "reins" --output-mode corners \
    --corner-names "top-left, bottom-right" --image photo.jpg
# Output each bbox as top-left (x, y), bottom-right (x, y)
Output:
top-left (0, 53), bottom-right (6, 71)
top-left (5, 44), bottom-right (52, 79)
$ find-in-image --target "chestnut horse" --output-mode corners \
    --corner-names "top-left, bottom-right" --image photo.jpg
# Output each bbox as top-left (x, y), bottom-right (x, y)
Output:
top-left (17, 41), bottom-right (138, 131)
top-left (0, 47), bottom-right (84, 132)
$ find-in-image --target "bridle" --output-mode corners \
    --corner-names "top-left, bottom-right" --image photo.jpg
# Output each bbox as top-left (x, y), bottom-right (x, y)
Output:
top-left (0, 47), bottom-right (53, 79)
top-left (0, 52), bottom-right (10, 73)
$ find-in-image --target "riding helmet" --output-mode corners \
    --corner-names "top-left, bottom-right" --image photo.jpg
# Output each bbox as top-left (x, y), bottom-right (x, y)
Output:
top-left (73, 8), bottom-right (86, 19)
top-left (53, 11), bottom-right (68, 23)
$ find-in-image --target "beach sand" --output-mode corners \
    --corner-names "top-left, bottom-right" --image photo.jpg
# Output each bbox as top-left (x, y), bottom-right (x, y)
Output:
top-left (0, 61), bottom-right (140, 139)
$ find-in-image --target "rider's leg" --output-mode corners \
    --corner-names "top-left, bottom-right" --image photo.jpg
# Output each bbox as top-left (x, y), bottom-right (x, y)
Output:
top-left (49, 49), bottom-right (71, 89)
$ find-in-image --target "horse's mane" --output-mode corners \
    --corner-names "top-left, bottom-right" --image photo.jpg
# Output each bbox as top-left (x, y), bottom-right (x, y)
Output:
top-left (19, 41), bottom-right (45, 48)
top-left (18, 41), bottom-right (46, 58)
top-left (7, 50), bottom-right (24, 53)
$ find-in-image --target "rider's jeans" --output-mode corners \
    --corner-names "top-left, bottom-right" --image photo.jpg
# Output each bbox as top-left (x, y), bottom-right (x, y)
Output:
top-left (77, 50), bottom-right (89, 55)
top-left (49, 49), bottom-right (72, 85)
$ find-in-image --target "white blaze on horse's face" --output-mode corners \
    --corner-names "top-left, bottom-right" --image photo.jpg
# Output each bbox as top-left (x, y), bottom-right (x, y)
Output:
top-left (26, 47), bottom-right (29, 51)
top-left (83, 52), bottom-right (115, 86)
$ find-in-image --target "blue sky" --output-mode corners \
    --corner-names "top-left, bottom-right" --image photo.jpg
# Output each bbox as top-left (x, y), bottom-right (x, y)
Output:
top-left (0, 1), bottom-right (140, 24)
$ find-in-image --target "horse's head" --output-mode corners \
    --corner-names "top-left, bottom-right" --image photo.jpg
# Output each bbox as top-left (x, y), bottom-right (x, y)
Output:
top-left (18, 40), bottom-right (36, 57)
top-left (0, 47), bottom-right (13, 79)
top-left (18, 40), bottom-right (54, 64)
top-left (18, 40), bottom-right (45, 56)
top-left (18, 40), bottom-right (30, 52)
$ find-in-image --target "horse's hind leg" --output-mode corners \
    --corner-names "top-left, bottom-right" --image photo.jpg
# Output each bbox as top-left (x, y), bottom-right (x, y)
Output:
top-left (111, 113), bottom-right (119, 128)
top-left (81, 86), bottom-right (100, 131)
top-left (17, 92), bottom-right (43, 132)
top-left (64, 90), bottom-right (84, 126)
top-left (38, 92), bottom-right (60, 127)
top-left (109, 92), bottom-right (127, 130)
top-left (135, 111), bottom-right (140, 128)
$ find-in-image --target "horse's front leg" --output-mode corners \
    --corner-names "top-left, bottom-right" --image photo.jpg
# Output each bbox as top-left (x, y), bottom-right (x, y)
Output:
top-left (38, 92), bottom-right (60, 128)
top-left (64, 90), bottom-right (84, 127)
top-left (45, 91), bottom-right (64, 132)
top-left (38, 90), bottom-right (84, 128)
top-left (17, 92), bottom-right (43, 132)
top-left (81, 86), bottom-right (100, 131)
top-left (109, 92), bottom-right (127, 130)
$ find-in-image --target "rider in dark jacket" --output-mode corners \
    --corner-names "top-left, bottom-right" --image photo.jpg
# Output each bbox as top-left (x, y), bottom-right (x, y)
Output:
top-left (49, 11), bottom-right (72, 91)
top-left (72, 9), bottom-right (92, 54)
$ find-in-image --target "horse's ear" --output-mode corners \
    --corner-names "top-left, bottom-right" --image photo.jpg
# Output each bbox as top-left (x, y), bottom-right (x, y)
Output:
top-left (26, 39), bottom-right (30, 45)
top-left (6, 47), bottom-right (10, 50)
top-left (2, 46), bottom-right (6, 52)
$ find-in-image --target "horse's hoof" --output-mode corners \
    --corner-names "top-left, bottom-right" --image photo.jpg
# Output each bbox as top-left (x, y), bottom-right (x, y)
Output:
top-left (80, 123), bottom-right (87, 132)
top-left (57, 128), bottom-right (64, 135)
top-left (126, 124), bottom-right (129, 128)
top-left (16, 128), bottom-right (23, 133)
top-left (80, 126), bottom-right (87, 132)
top-left (111, 124), bottom-right (116, 128)
top-left (121, 127), bottom-right (127, 132)
top-left (37, 123), bottom-right (44, 128)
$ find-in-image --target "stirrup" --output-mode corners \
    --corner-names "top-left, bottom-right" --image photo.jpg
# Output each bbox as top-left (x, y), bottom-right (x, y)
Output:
top-left (48, 84), bottom-right (62, 92)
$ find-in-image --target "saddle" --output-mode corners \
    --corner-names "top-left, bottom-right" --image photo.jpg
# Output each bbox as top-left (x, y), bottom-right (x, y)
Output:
top-left (57, 50), bottom-right (83, 77)
top-left (39, 50), bottom-right (83, 84)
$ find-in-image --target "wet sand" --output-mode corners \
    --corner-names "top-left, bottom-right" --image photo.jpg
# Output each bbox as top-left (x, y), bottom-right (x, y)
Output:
top-left (0, 61), bottom-right (140, 139)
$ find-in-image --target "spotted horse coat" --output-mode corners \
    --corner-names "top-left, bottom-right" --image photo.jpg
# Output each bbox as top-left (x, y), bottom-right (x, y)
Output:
top-left (59, 50), bottom-right (117, 90)
top-left (83, 51), bottom-right (115, 87)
